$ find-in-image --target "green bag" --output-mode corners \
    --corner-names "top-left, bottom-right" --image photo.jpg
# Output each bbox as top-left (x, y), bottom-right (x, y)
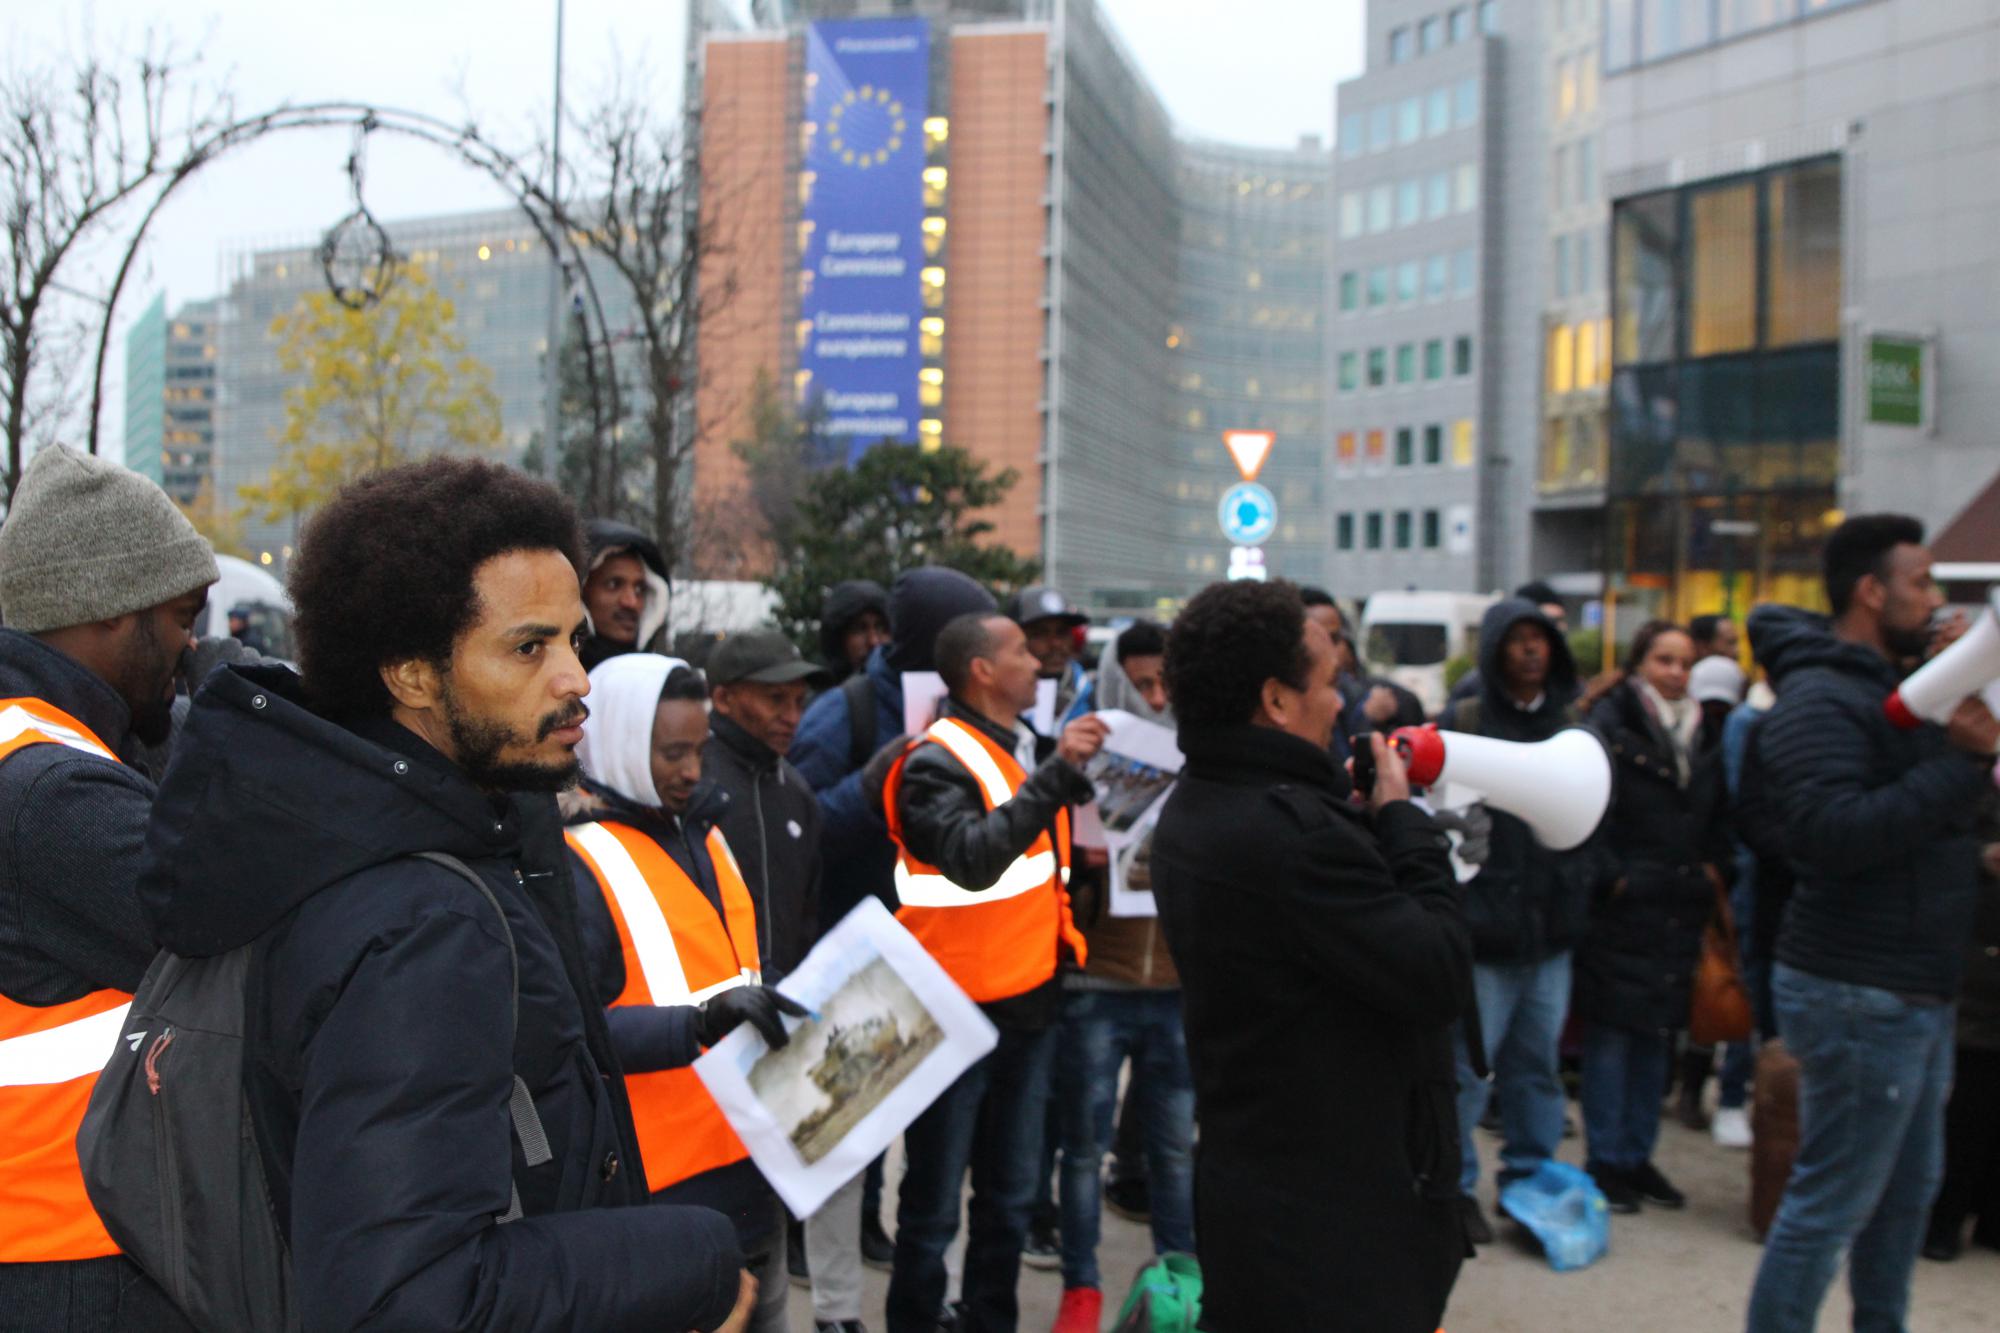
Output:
top-left (1111, 1252), bottom-right (1203, 1333)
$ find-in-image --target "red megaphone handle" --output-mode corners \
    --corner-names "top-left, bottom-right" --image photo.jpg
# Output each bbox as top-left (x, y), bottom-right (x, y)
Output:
top-left (1389, 725), bottom-right (1447, 787)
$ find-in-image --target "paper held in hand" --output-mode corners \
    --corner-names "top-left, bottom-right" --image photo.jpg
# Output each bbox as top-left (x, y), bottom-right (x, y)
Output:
top-left (693, 898), bottom-right (997, 1218)
top-left (1072, 709), bottom-right (1182, 918)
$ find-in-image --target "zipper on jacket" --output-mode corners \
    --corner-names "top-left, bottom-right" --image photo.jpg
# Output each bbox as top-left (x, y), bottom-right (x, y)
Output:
top-left (752, 767), bottom-right (774, 966)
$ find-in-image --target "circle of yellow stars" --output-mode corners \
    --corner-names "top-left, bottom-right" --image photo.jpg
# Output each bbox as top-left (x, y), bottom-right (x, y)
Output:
top-left (828, 84), bottom-right (906, 169)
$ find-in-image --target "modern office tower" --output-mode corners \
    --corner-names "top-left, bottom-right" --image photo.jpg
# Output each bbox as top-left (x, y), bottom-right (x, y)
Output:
top-left (1561, 0), bottom-right (2000, 621)
top-left (1327, 0), bottom-right (1543, 595)
top-left (690, 0), bottom-right (1329, 613)
top-left (123, 294), bottom-right (219, 503)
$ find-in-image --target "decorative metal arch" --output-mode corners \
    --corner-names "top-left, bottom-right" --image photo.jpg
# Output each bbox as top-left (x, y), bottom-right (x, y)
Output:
top-left (82, 100), bottom-right (620, 471)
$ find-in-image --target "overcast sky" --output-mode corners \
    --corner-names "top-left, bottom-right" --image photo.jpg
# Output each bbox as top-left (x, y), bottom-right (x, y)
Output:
top-left (6, 1), bottom-right (1363, 456)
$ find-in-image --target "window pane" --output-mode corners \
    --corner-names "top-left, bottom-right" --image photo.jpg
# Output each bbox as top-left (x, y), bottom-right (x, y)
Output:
top-left (1454, 336), bottom-right (1474, 377)
top-left (1398, 97), bottom-right (1423, 145)
top-left (1550, 324), bottom-right (1575, 394)
top-left (1339, 271), bottom-right (1358, 311)
top-left (1427, 172), bottom-right (1451, 219)
top-left (1339, 352), bottom-right (1358, 391)
top-left (1577, 320), bottom-right (1599, 387)
top-left (1580, 50), bottom-right (1599, 114)
top-left (1455, 163), bottom-right (1480, 212)
top-left (1369, 186), bottom-right (1392, 232)
top-left (1396, 427), bottom-right (1414, 466)
top-left (1450, 7), bottom-right (1473, 42)
top-left (1340, 192), bottom-right (1364, 238)
top-left (1337, 513), bottom-right (1354, 549)
top-left (1606, 0), bottom-right (1637, 71)
top-left (1452, 418), bottom-right (1476, 466)
top-left (1614, 191), bottom-right (1679, 364)
top-left (1424, 424), bottom-right (1443, 464)
top-left (1368, 266), bottom-right (1390, 307)
top-left (1767, 159), bottom-right (1842, 347)
top-left (1423, 509), bottom-right (1442, 548)
top-left (1398, 260), bottom-right (1420, 302)
top-left (1366, 512), bottom-right (1383, 549)
top-left (1427, 87), bottom-right (1452, 137)
top-left (1426, 254), bottom-right (1448, 299)
top-left (1395, 344), bottom-right (1416, 384)
top-left (1395, 511), bottom-right (1413, 549)
top-left (1479, 1), bottom-right (1499, 34)
top-left (1366, 429), bottom-right (1386, 464)
top-left (1577, 136), bottom-right (1596, 203)
top-left (1370, 105), bottom-right (1393, 151)
top-left (1397, 179), bottom-right (1422, 226)
top-left (1554, 235), bottom-right (1572, 298)
top-left (1367, 348), bottom-right (1386, 387)
top-left (1577, 231), bottom-right (1594, 293)
top-left (1453, 247), bottom-right (1476, 296)
top-left (1421, 17), bottom-right (1443, 52)
top-left (1390, 27), bottom-right (1411, 63)
top-left (1340, 112), bottom-right (1366, 159)
top-left (1688, 182), bottom-right (1757, 356)
top-left (1642, 0), bottom-right (1712, 62)
top-left (1337, 430), bottom-right (1358, 466)
top-left (1720, 0), bottom-right (1791, 36)
top-left (1552, 145), bottom-right (1571, 210)
top-left (1558, 57), bottom-right (1577, 120)
top-left (1425, 339), bottom-right (1445, 380)
top-left (1454, 77), bottom-right (1480, 127)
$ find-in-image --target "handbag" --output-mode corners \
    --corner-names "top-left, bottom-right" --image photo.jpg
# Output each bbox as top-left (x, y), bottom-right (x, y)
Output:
top-left (1688, 878), bottom-right (1753, 1045)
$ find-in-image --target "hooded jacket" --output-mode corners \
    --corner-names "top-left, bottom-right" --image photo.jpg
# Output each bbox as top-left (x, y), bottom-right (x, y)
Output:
top-left (817, 580), bottom-right (890, 684)
top-left (1150, 724), bottom-right (1470, 1333)
top-left (705, 713), bottom-right (822, 980)
top-left (790, 568), bottom-right (998, 937)
top-left (138, 665), bottom-right (743, 1333)
top-left (565, 777), bottom-right (776, 1247)
top-left (581, 519), bottom-right (671, 671)
top-left (1439, 599), bottom-right (1595, 963)
top-left (1747, 604), bottom-right (1991, 999)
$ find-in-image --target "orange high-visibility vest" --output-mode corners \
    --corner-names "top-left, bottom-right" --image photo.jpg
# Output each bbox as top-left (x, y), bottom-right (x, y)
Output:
top-left (0, 698), bottom-right (131, 1263)
top-left (882, 716), bottom-right (1084, 1004)
top-left (565, 819), bottom-right (761, 1194)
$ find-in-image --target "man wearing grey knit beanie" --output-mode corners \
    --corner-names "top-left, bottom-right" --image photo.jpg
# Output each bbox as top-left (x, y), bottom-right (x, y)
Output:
top-left (0, 444), bottom-right (212, 1329)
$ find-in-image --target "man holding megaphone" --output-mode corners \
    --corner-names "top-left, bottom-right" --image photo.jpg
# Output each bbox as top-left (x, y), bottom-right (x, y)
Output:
top-left (1744, 515), bottom-right (1999, 1333)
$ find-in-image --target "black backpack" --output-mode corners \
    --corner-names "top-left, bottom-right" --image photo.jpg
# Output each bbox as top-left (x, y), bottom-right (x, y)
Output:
top-left (77, 854), bottom-right (551, 1332)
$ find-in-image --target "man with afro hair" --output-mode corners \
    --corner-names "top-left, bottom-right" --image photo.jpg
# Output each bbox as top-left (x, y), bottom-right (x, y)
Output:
top-left (138, 456), bottom-right (756, 1331)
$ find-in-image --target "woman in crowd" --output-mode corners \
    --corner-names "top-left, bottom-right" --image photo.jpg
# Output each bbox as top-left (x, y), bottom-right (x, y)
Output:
top-left (1575, 620), bottom-right (1733, 1213)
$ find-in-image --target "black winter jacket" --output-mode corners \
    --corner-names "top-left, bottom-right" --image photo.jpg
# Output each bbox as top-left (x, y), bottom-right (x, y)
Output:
top-left (139, 666), bottom-right (744, 1332)
top-left (1575, 679), bottom-right (1732, 1033)
top-left (1440, 599), bottom-right (1594, 963)
top-left (565, 776), bottom-right (777, 1246)
top-left (1749, 606), bottom-right (1992, 999)
top-left (892, 698), bottom-right (1092, 1028)
top-left (1152, 725), bottom-right (1471, 1333)
top-left (705, 713), bottom-right (822, 979)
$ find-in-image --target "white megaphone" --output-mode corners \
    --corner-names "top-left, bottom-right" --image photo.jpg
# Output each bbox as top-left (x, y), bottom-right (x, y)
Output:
top-left (1389, 724), bottom-right (1612, 852)
top-left (1884, 588), bottom-right (2000, 730)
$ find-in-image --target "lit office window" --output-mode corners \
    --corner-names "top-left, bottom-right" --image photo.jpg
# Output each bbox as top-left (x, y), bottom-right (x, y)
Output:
top-left (1366, 429), bottom-right (1387, 464)
top-left (1452, 418), bottom-right (1477, 467)
top-left (1337, 431), bottom-right (1359, 468)
top-left (1557, 57), bottom-right (1576, 120)
top-left (1550, 324), bottom-right (1576, 394)
top-left (1577, 320), bottom-right (1599, 388)
top-left (1689, 181), bottom-right (1757, 356)
top-left (1766, 158), bottom-right (1843, 347)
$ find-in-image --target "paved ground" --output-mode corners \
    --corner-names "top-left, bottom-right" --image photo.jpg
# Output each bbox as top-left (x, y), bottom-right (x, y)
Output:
top-left (785, 1094), bottom-right (2000, 1332)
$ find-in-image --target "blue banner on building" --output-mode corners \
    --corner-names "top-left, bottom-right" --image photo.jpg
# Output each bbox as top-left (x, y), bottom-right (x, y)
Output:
top-left (800, 18), bottom-right (929, 457)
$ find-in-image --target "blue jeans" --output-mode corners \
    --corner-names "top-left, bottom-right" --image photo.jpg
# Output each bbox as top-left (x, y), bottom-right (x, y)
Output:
top-left (1746, 964), bottom-right (1956, 1333)
top-left (1579, 1023), bottom-right (1669, 1170)
top-left (1054, 989), bottom-right (1196, 1289)
top-left (1454, 953), bottom-right (1572, 1194)
top-left (887, 1023), bottom-right (1057, 1333)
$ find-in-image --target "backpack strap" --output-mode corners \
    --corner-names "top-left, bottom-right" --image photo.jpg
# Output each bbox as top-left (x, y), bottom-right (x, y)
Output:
top-left (843, 672), bottom-right (878, 771)
top-left (410, 853), bottom-right (553, 1223)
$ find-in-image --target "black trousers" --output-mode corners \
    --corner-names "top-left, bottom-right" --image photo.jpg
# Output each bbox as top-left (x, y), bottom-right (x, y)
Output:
top-left (1930, 1046), bottom-right (2000, 1241)
top-left (0, 1255), bottom-right (193, 1332)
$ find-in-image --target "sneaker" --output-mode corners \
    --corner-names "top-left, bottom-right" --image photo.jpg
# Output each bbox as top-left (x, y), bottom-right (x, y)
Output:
top-left (1629, 1161), bottom-right (1687, 1209)
top-left (1051, 1287), bottom-right (1103, 1333)
top-left (862, 1212), bottom-right (895, 1270)
top-left (1103, 1175), bottom-right (1151, 1223)
top-left (1456, 1194), bottom-right (1494, 1246)
top-left (1588, 1163), bottom-right (1641, 1214)
top-left (1711, 1106), bottom-right (1752, 1149)
top-left (1022, 1220), bottom-right (1062, 1271)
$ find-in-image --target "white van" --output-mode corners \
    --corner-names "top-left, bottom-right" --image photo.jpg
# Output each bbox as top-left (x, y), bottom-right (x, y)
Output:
top-left (1358, 590), bottom-right (1497, 718)
top-left (198, 554), bottom-right (295, 660)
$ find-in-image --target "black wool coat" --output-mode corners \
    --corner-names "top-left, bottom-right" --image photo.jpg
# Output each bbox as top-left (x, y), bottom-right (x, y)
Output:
top-left (1575, 680), bottom-right (1732, 1034)
top-left (1151, 724), bottom-right (1473, 1333)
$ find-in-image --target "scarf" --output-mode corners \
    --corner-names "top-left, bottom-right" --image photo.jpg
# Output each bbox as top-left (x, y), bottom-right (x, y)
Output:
top-left (576, 652), bottom-right (689, 808)
top-left (1636, 678), bottom-right (1699, 786)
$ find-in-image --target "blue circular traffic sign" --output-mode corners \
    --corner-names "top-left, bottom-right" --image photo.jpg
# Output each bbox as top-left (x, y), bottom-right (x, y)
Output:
top-left (1218, 482), bottom-right (1278, 545)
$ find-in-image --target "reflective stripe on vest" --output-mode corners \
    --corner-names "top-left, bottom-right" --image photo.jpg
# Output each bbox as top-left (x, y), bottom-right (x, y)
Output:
top-left (565, 820), bottom-right (761, 1192)
top-left (883, 716), bottom-right (1084, 1003)
top-left (0, 697), bottom-right (130, 1262)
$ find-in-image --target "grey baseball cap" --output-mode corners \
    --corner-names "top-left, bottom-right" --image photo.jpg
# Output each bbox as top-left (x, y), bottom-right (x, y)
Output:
top-left (707, 630), bottom-right (833, 687)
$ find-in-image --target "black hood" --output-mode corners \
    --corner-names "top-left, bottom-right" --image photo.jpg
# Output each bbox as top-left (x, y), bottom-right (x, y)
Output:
top-left (585, 518), bottom-right (666, 578)
top-left (1747, 603), bottom-right (1900, 691)
top-left (884, 567), bottom-right (997, 674)
top-left (139, 663), bottom-right (534, 958)
top-left (1476, 597), bottom-right (1578, 714)
top-left (817, 579), bottom-right (890, 671)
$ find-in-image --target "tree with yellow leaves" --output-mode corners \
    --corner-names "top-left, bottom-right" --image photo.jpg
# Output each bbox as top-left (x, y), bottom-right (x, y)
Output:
top-left (175, 476), bottom-right (249, 558)
top-left (239, 263), bottom-right (501, 524)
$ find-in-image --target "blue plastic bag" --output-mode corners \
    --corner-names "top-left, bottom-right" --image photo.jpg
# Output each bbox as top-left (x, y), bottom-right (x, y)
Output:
top-left (1498, 1161), bottom-right (1610, 1271)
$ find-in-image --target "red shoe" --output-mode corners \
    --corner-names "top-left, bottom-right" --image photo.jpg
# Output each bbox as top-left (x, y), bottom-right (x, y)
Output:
top-left (1051, 1286), bottom-right (1102, 1333)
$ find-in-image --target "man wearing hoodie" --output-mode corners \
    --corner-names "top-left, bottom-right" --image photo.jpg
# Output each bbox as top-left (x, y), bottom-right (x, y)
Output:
top-left (138, 458), bottom-right (752, 1332)
top-left (566, 655), bottom-right (807, 1333)
top-left (580, 518), bottom-right (672, 671)
top-left (788, 568), bottom-right (1001, 1309)
top-left (1745, 515), bottom-right (1999, 1333)
top-left (1441, 598), bottom-right (1592, 1245)
top-left (819, 580), bottom-right (891, 685)
top-left (0, 445), bottom-right (215, 1329)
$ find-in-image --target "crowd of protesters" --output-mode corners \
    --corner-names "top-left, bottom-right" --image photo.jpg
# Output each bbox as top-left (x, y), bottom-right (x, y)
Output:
top-left (2, 446), bottom-right (1997, 1333)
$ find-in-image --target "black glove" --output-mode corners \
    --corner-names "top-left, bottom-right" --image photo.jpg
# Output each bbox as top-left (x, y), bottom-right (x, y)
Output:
top-left (861, 733), bottom-right (913, 817)
top-left (698, 984), bottom-right (809, 1049)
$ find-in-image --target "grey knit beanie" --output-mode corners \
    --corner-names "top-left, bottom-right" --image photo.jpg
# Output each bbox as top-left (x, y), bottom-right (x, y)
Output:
top-left (0, 445), bottom-right (219, 633)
